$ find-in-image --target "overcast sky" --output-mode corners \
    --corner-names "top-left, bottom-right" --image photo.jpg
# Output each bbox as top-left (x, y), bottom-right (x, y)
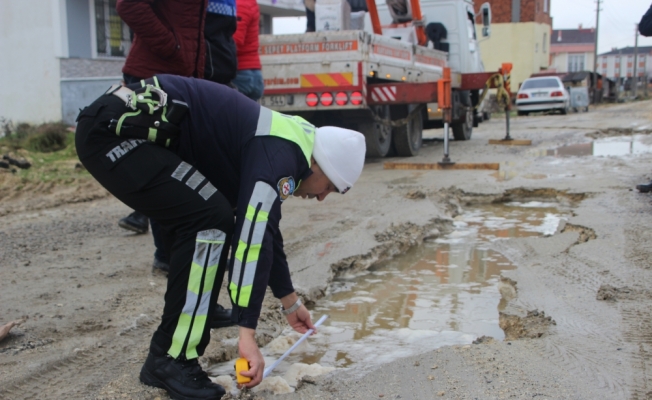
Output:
top-left (273, 0), bottom-right (652, 54)
top-left (552, 0), bottom-right (651, 53)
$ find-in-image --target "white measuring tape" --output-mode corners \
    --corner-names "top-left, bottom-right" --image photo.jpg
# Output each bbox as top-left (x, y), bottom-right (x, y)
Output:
top-left (262, 314), bottom-right (329, 379)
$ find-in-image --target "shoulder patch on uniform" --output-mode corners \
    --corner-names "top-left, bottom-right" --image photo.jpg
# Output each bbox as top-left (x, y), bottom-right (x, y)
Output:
top-left (277, 176), bottom-right (295, 201)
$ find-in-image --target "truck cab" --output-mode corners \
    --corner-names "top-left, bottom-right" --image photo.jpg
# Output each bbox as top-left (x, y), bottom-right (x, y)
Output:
top-left (372, 0), bottom-right (485, 74)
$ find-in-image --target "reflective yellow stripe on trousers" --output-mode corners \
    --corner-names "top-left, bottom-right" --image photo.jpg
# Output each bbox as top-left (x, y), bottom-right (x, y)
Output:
top-left (169, 229), bottom-right (226, 359)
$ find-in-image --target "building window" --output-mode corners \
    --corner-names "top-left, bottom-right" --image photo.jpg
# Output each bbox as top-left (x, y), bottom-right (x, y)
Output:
top-left (544, 0), bottom-right (548, 13)
top-left (543, 33), bottom-right (547, 53)
top-left (94, 0), bottom-right (131, 58)
top-left (568, 53), bottom-right (585, 72)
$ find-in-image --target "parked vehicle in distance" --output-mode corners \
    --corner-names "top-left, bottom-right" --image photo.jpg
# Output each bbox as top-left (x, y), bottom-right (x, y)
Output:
top-left (516, 76), bottom-right (569, 116)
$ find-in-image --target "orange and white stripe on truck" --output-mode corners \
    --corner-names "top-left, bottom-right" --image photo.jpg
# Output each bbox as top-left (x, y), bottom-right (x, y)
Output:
top-left (300, 72), bottom-right (354, 88)
top-left (264, 63), bottom-right (364, 95)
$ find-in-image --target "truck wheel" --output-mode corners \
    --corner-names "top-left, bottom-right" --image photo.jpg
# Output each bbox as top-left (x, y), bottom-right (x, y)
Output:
top-left (473, 112), bottom-right (480, 127)
top-left (452, 107), bottom-right (473, 140)
top-left (392, 104), bottom-right (423, 157)
top-left (360, 105), bottom-right (392, 157)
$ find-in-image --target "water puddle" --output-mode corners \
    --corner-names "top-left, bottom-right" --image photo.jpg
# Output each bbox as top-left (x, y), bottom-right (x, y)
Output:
top-left (209, 201), bottom-right (568, 387)
top-left (542, 135), bottom-right (652, 157)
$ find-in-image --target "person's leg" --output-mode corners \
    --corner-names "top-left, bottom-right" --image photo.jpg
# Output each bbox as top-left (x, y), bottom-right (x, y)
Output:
top-left (120, 73), bottom-right (170, 272)
top-left (76, 108), bottom-right (230, 398)
top-left (249, 69), bottom-right (264, 102)
top-left (232, 70), bottom-right (255, 100)
top-left (150, 219), bottom-right (170, 270)
top-left (118, 74), bottom-right (151, 234)
top-left (151, 205), bottom-right (234, 328)
top-left (232, 70), bottom-right (265, 102)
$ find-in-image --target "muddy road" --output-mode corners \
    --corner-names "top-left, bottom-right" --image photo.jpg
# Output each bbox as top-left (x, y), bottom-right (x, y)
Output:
top-left (2, 101), bottom-right (652, 399)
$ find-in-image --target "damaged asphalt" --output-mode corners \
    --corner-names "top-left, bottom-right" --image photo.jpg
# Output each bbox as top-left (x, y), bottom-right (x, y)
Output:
top-left (2, 100), bottom-right (652, 399)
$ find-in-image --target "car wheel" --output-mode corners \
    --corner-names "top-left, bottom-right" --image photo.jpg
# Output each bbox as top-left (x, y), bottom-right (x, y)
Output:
top-left (560, 104), bottom-right (569, 115)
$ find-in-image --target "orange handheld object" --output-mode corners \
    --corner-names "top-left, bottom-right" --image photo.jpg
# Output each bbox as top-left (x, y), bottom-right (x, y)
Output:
top-left (235, 358), bottom-right (251, 384)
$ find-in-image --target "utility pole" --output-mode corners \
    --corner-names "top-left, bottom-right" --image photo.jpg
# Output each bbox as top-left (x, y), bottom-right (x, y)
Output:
top-left (592, 0), bottom-right (602, 104)
top-left (633, 24), bottom-right (639, 98)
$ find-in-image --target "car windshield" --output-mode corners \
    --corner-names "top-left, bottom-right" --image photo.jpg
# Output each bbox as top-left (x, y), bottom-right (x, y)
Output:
top-left (521, 78), bottom-right (560, 90)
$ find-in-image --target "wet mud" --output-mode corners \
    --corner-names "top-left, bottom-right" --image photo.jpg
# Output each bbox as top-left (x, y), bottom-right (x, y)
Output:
top-left (499, 309), bottom-right (556, 340)
top-left (4, 101), bottom-right (652, 399)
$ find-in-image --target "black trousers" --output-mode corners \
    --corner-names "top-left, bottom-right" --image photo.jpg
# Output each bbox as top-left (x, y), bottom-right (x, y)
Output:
top-left (75, 95), bottom-right (234, 359)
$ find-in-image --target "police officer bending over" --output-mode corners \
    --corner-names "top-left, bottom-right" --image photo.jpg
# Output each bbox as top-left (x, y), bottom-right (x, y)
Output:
top-left (75, 74), bottom-right (366, 399)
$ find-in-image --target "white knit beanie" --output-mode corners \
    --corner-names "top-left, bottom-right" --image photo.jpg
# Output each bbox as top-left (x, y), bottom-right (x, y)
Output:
top-left (313, 126), bottom-right (366, 194)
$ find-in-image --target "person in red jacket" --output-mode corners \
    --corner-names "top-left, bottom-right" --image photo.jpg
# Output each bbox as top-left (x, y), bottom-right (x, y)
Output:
top-left (232, 0), bottom-right (264, 101)
top-left (117, 0), bottom-right (207, 81)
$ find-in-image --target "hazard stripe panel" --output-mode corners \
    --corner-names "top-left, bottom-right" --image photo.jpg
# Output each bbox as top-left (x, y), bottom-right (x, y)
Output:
top-left (370, 86), bottom-right (397, 103)
top-left (300, 72), bottom-right (354, 88)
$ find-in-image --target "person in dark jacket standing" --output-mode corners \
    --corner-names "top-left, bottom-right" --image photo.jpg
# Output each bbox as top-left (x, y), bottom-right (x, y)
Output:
top-left (204, 0), bottom-right (238, 85)
top-left (115, 0), bottom-right (234, 329)
top-left (232, 0), bottom-right (264, 100)
top-left (75, 75), bottom-right (366, 399)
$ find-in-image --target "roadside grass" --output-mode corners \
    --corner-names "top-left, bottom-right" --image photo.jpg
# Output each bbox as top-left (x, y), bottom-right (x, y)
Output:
top-left (0, 122), bottom-right (91, 187)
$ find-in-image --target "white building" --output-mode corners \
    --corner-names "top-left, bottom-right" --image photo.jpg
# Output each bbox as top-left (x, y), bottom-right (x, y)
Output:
top-left (598, 46), bottom-right (652, 83)
top-left (0, 0), bottom-right (305, 125)
top-left (549, 27), bottom-right (595, 74)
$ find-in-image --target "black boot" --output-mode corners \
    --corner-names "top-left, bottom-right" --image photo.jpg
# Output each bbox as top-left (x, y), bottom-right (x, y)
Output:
top-left (637, 182), bottom-right (652, 193)
top-left (118, 211), bottom-right (149, 234)
top-left (152, 257), bottom-right (170, 272)
top-left (210, 304), bottom-right (235, 329)
top-left (140, 348), bottom-right (225, 400)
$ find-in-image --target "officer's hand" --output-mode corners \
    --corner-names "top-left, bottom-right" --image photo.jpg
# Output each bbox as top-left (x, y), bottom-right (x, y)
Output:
top-left (238, 327), bottom-right (264, 388)
top-left (286, 305), bottom-right (316, 334)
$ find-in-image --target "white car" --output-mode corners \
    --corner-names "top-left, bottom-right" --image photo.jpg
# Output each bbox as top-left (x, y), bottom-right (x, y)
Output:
top-left (515, 76), bottom-right (570, 116)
